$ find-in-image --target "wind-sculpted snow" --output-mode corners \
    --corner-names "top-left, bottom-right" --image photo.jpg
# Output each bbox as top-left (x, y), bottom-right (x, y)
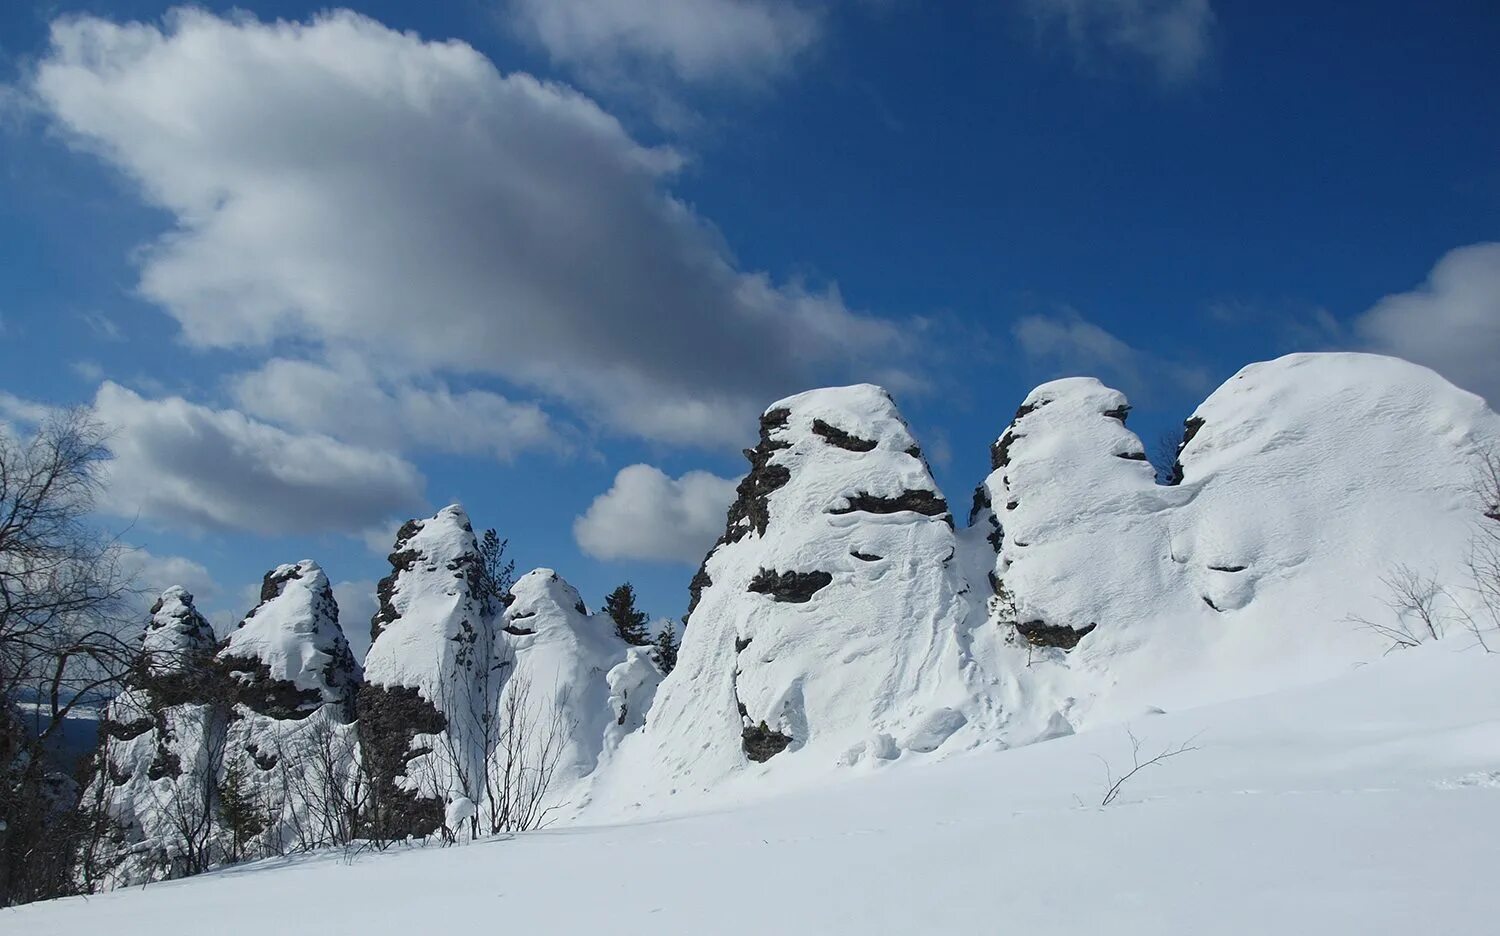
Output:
top-left (496, 569), bottom-right (631, 793)
top-left (595, 385), bottom-right (1005, 806)
top-left (357, 505), bottom-right (495, 837)
top-left (976, 352), bottom-right (1500, 727)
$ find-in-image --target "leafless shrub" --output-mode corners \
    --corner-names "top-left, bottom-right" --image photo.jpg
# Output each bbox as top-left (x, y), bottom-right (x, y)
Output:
top-left (1347, 564), bottom-right (1452, 652)
top-left (1096, 727), bottom-right (1199, 807)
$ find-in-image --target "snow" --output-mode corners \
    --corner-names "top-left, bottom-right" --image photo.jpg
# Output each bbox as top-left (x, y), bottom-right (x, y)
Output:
top-left (21, 638), bottom-right (1500, 934)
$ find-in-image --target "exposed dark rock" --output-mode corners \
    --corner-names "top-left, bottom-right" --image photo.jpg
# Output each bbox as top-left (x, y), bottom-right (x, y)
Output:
top-left (217, 655), bottom-right (326, 721)
top-left (742, 721), bottom-right (793, 763)
top-left (904, 444), bottom-right (924, 460)
top-left (1202, 596), bottom-right (1222, 612)
top-left (1115, 451), bottom-right (1148, 461)
top-left (1014, 620), bottom-right (1097, 650)
top-left (990, 431), bottom-right (1020, 471)
top-left (683, 561), bottom-right (713, 625)
top-left (1103, 404), bottom-right (1131, 423)
top-left (100, 717), bottom-right (153, 742)
top-left (247, 743), bottom-right (278, 771)
top-left (721, 408), bottom-right (793, 546)
top-left (355, 684), bottom-right (447, 839)
top-left (1166, 416), bottom-right (1206, 486)
top-left (968, 484), bottom-right (992, 525)
top-left (502, 624), bottom-right (535, 636)
top-left (850, 550), bottom-right (883, 562)
top-left (1208, 564), bottom-right (1247, 573)
top-left (811, 418), bottom-right (877, 452)
top-left (735, 636), bottom-right (752, 653)
top-left (829, 489), bottom-right (950, 520)
top-left (747, 569), bottom-right (834, 603)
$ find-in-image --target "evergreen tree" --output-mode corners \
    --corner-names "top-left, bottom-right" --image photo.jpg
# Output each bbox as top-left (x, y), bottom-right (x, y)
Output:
top-left (604, 583), bottom-right (651, 645)
top-left (652, 620), bottom-right (679, 675)
top-left (478, 528), bottom-right (517, 610)
top-left (217, 763), bottom-right (265, 863)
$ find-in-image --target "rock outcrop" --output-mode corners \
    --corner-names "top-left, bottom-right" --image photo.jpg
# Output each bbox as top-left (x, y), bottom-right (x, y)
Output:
top-left (84, 588), bottom-right (222, 886)
top-left (217, 561), bottom-right (363, 853)
top-left (357, 505), bottom-right (496, 839)
top-left (218, 561), bottom-right (360, 721)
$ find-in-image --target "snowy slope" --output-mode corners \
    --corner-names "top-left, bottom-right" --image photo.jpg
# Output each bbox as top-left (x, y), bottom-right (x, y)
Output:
top-left (974, 352), bottom-right (1500, 734)
top-left (28, 639), bottom-right (1500, 935)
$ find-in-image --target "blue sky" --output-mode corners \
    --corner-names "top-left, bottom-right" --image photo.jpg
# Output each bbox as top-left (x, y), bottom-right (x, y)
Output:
top-left (1, 0), bottom-right (1497, 647)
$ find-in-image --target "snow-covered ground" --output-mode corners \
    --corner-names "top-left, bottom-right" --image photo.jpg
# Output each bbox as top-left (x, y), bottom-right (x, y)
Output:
top-left (16, 637), bottom-right (1499, 935)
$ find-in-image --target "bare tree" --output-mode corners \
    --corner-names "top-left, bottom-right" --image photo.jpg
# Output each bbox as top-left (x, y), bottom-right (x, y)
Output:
top-left (0, 409), bottom-right (137, 904)
top-left (1097, 727), bottom-right (1199, 807)
top-left (150, 702), bottom-right (229, 879)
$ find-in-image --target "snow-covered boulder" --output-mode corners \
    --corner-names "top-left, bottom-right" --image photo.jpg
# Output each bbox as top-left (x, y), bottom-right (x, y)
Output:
top-left (357, 505), bottom-right (497, 838)
top-left (974, 352), bottom-right (1500, 724)
top-left (600, 385), bottom-right (1001, 801)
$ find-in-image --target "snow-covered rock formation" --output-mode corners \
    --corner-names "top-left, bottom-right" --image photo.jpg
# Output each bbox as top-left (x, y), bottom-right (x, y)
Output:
top-left (219, 561), bottom-right (360, 721)
top-left (599, 385), bottom-right (1008, 803)
top-left (972, 352), bottom-right (1500, 726)
top-left (498, 570), bottom-right (627, 780)
top-left (217, 561), bottom-right (363, 853)
top-left (85, 588), bottom-right (221, 885)
top-left (357, 505), bottom-right (497, 838)
top-left (495, 569), bottom-right (634, 801)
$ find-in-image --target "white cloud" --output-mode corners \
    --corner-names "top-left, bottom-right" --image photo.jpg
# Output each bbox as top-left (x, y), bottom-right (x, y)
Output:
top-left (332, 578), bottom-right (379, 663)
top-left (1024, 0), bottom-right (1215, 84)
top-left (92, 381), bottom-right (427, 535)
top-left (32, 10), bottom-right (905, 449)
top-left (71, 360), bottom-right (106, 382)
top-left (505, 0), bottom-right (821, 89)
top-left (122, 548), bottom-right (219, 607)
top-left (0, 390), bottom-right (53, 426)
top-left (230, 357), bottom-right (570, 461)
top-left (1355, 243), bottom-right (1500, 406)
top-left (574, 463), bottom-right (736, 563)
top-left (1013, 310), bottom-right (1210, 399)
